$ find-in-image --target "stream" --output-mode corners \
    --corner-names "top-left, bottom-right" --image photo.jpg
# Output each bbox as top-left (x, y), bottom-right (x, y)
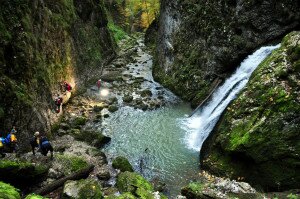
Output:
top-left (99, 37), bottom-right (280, 197)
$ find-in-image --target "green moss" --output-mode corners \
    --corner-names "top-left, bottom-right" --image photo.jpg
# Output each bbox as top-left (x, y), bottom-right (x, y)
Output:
top-left (63, 179), bottom-right (102, 199)
top-left (24, 194), bottom-right (48, 199)
top-left (112, 156), bottom-right (134, 172)
top-left (116, 171), bottom-right (153, 194)
top-left (108, 22), bottom-right (127, 43)
top-left (0, 181), bottom-right (20, 199)
top-left (73, 130), bottom-right (111, 148)
top-left (55, 154), bottom-right (88, 174)
top-left (73, 116), bottom-right (87, 126)
top-left (106, 192), bottom-right (136, 199)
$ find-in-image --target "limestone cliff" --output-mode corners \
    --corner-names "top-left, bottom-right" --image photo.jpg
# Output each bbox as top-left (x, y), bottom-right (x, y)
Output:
top-left (153, 0), bottom-right (300, 107)
top-left (0, 0), bottom-right (116, 148)
top-left (201, 31), bottom-right (300, 191)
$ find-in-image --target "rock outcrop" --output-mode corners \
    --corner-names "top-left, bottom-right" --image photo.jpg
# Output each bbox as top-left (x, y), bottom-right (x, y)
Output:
top-left (0, 0), bottom-right (116, 148)
top-left (153, 0), bottom-right (300, 107)
top-left (201, 32), bottom-right (300, 191)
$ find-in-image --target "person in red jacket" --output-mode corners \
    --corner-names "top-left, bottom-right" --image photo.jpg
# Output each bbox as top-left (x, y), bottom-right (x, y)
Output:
top-left (63, 81), bottom-right (72, 92)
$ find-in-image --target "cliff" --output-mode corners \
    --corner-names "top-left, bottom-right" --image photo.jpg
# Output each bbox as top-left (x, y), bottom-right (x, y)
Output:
top-left (0, 0), bottom-right (116, 148)
top-left (153, 0), bottom-right (300, 107)
top-left (200, 31), bottom-right (300, 191)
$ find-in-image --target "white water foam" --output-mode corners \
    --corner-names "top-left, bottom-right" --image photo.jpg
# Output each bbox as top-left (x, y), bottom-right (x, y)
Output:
top-left (181, 44), bottom-right (280, 151)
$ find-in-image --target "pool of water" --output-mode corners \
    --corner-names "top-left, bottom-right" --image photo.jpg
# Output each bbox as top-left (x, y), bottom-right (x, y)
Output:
top-left (102, 102), bottom-right (200, 196)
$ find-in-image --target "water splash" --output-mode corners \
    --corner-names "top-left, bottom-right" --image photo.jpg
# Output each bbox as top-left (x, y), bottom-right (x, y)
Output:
top-left (181, 44), bottom-right (280, 151)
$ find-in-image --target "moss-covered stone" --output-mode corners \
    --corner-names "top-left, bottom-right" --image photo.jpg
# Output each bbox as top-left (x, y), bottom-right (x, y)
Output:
top-left (201, 32), bottom-right (300, 191)
top-left (73, 130), bottom-right (111, 148)
top-left (0, 160), bottom-right (48, 187)
top-left (181, 182), bottom-right (204, 199)
top-left (24, 194), bottom-right (47, 199)
top-left (55, 154), bottom-right (88, 175)
top-left (0, 181), bottom-right (20, 199)
top-left (108, 105), bottom-right (118, 113)
top-left (62, 179), bottom-right (102, 199)
top-left (73, 116), bottom-right (87, 126)
top-left (106, 192), bottom-right (136, 199)
top-left (112, 156), bottom-right (134, 172)
top-left (116, 171), bottom-right (153, 197)
top-left (123, 95), bottom-right (134, 103)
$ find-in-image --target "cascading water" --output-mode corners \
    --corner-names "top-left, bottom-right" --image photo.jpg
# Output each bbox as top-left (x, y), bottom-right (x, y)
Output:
top-left (181, 44), bottom-right (280, 151)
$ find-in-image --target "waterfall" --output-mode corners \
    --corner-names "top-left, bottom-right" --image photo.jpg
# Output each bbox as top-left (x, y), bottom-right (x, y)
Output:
top-left (181, 44), bottom-right (280, 151)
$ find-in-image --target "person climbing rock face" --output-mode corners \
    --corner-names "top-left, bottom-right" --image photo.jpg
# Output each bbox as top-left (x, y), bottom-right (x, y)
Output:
top-left (97, 79), bottom-right (102, 90)
top-left (30, 131), bottom-right (53, 159)
top-left (63, 81), bottom-right (72, 92)
top-left (54, 94), bottom-right (63, 113)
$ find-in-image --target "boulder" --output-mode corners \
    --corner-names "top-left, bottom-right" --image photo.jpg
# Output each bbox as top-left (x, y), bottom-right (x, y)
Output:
top-left (112, 156), bottom-right (134, 172)
top-left (73, 116), bottom-right (87, 126)
top-left (123, 95), bottom-right (134, 103)
top-left (0, 160), bottom-right (48, 188)
top-left (24, 194), bottom-right (45, 199)
top-left (108, 105), bottom-right (118, 113)
top-left (62, 179), bottom-right (102, 199)
top-left (140, 89), bottom-right (152, 97)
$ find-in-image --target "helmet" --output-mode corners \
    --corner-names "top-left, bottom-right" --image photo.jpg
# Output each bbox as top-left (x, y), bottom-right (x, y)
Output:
top-left (34, 131), bottom-right (40, 137)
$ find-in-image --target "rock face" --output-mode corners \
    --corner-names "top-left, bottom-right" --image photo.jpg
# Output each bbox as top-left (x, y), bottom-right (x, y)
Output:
top-left (0, 0), bottom-right (116, 148)
top-left (201, 32), bottom-right (300, 191)
top-left (153, 0), bottom-right (300, 107)
top-left (62, 179), bottom-right (102, 199)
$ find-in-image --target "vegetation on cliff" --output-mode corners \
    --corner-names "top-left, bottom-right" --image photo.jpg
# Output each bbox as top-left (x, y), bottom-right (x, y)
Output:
top-left (0, 0), bottom-right (116, 145)
top-left (201, 31), bottom-right (300, 191)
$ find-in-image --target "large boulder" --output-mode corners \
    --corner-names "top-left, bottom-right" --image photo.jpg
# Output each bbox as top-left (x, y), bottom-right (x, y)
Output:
top-left (72, 130), bottom-right (111, 148)
top-left (0, 160), bottom-right (48, 188)
top-left (0, 181), bottom-right (20, 199)
top-left (62, 179), bottom-right (102, 199)
top-left (112, 156), bottom-right (134, 172)
top-left (201, 32), bottom-right (300, 191)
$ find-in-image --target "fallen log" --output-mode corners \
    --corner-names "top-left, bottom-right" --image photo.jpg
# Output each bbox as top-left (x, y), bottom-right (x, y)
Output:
top-left (189, 78), bottom-right (222, 117)
top-left (34, 165), bottom-right (94, 196)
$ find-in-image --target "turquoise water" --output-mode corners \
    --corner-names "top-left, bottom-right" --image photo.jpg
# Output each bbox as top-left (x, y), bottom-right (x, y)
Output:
top-left (103, 102), bottom-right (200, 196)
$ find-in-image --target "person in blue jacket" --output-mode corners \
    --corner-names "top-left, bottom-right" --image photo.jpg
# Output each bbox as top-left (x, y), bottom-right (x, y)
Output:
top-left (30, 131), bottom-right (53, 159)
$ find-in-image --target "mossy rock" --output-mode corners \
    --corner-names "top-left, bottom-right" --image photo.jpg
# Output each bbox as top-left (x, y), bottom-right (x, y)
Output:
top-left (181, 182), bottom-right (204, 199)
top-left (201, 31), bottom-right (300, 191)
top-left (62, 179), bottom-right (102, 199)
top-left (0, 160), bottom-right (48, 187)
top-left (116, 171), bottom-right (153, 196)
top-left (0, 181), bottom-right (21, 199)
top-left (123, 95), bottom-right (134, 103)
top-left (112, 156), bottom-right (134, 172)
top-left (108, 105), bottom-right (118, 113)
top-left (73, 117), bottom-right (87, 126)
top-left (140, 89), bottom-right (152, 97)
top-left (55, 155), bottom-right (88, 175)
top-left (24, 194), bottom-right (47, 199)
top-left (73, 130), bottom-right (111, 148)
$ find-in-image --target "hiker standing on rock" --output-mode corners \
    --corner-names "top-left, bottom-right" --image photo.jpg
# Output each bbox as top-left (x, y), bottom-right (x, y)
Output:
top-left (0, 137), bottom-right (6, 158)
top-left (5, 127), bottom-right (18, 153)
top-left (30, 131), bottom-right (53, 159)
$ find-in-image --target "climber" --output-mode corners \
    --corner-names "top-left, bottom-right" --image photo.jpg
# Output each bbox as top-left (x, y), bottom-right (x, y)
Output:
top-left (54, 94), bottom-right (63, 113)
top-left (30, 131), bottom-right (53, 159)
top-left (5, 129), bottom-right (18, 153)
top-left (63, 81), bottom-right (72, 92)
top-left (97, 79), bottom-right (102, 90)
top-left (0, 137), bottom-right (6, 158)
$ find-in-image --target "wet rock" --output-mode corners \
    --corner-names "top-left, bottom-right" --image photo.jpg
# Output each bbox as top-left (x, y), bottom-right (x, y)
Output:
top-left (108, 97), bottom-right (118, 105)
top-left (151, 177), bottom-right (166, 192)
top-left (112, 156), bottom-right (134, 172)
top-left (62, 179), bottom-right (102, 199)
top-left (93, 105), bottom-right (104, 113)
top-left (97, 166), bottom-right (111, 180)
top-left (101, 71), bottom-right (122, 82)
top-left (123, 95), bottom-right (134, 103)
top-left (103, 114), bottom-right (110, 118)
top-left (0, 181), bottom-right (21, 199)
top-left (140, 89), bottom-right (152, 97)
top-left (108, 105), bottom-right (118, 113)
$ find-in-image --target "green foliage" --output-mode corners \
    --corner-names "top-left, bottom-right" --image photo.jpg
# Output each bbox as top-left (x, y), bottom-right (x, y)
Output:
top-left (0, 181), bottom-right (20, 199)
top-left (73, 116), bottom-right (87, 126)
top-left (108, 22), bottom-right (127, 43)
top-left (287, 193), bottom-right (298, 199)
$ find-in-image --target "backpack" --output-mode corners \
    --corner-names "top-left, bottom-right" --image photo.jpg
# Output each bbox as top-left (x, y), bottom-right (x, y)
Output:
top-left (55, 98), bottom-right (61, 106)
top-left (10, 134), bottom-right (17, 142)
top-left (0, 138), bottom-right (4, 148)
